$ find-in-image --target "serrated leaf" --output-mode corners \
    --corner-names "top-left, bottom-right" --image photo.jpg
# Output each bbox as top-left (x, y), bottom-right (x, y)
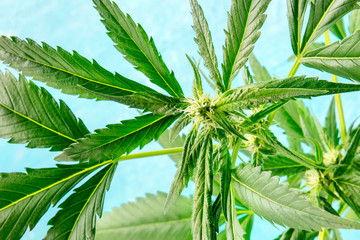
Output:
top-left (324, 97), bottom-right (340, 148)
top-left (56, 114), bottom-right (178, 162)
top-left (192, 133), bottom-right (215, 240)
top-left (232, 165), bottom-right (360, 231)
top-left (222, 0), bottom-right (272, 89)
top-left (302, 31), bottom-right (360, 82)
top-left (45, 162), bottom-right (117, 240)
top-left (165, 125), bottom-right (200, 211)
top-left (263, 154), bottom-right (306, 176)
top-left (186, 55), bottom-right (204, 99)
top-left (248, 54), bottom-right (271, 83)
top-left (336, 127), bottom-right (360, 175)
top-left (0, 70), bottom-right (89, 151)
top-left (330, 18), bottom-right (347, 40)
top-left (157, 129), bottom-right (186, 167)
top-left (169, 115), bottom-right (190, 143)
top-left (206, 112), bottom-right (246, 140)
top-left (95, 192), bottom-right (192, 240)
top-left (335, 173), bottom-right (360, 218)
top-left (0, 36), bottom-right (154, 100)
top-left (242, 66), bottom-right (254, 85)
top-left (301, 0), bottom-right (359, 52)
top-left (190, 0), bottom-right (223, 91)
top-left (287, 0), bottom-right (309, 55)
top-left (93, 0), bottom-right (183, 98)
top-left (225, 184), bottom-right (245, 240)
top-left (349, 9), bottom-right (360, 34)
top-left (219, 142), bottom-right (231, 220)
top-left (0, 161), bottom-right (106, 240)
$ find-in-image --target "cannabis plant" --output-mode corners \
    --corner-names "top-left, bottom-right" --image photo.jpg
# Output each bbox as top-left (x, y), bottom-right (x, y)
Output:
top-left (1, 0), bottom-right (360, 239)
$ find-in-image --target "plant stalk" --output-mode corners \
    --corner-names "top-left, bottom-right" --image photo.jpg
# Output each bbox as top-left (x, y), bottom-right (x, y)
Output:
top-left (324, 31), bottom-right (347, 144)
top-left (114, 147), bottom-right (183, 162)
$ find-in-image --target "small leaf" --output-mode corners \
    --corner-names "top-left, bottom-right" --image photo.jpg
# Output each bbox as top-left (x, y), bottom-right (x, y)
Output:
top-left (45, 162), bottom-right (117, 240)
top-left (186, 55), bottom-right (204, 98)
top-left (219, 142), bottom-right (231, 220)
top-left (157, 129), bottom-right (186, 167)
top-left (222, 0), bottom-right (272, 89)
top-left (0, 162), bottom-right (106, 240)
top-left (0, 36), bottom-right (154, 100)
top-left (324, 97), bottom-right (340, 148)
top-left (95, 192), bottom-right (192, 240)
top-left (302, 31), bottom-right (360, 82)
top-left (232, 165), bottom-right (360, 231)
top-left (248, 54), bottom-right (271, 83)
top-left (0, 70), bottom-right (89, 151)
top-left (190, 0), bottom-right (223, 91)
top-left (169, 115), bottom-right (190, 142)
top-left (56, 114), bottom-right (178, 162)
top-left (93, 0), bottom-right (183, 98)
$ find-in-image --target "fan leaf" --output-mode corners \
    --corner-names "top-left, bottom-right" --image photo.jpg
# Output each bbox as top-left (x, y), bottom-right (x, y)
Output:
top-left (56, 114), bottom-right (179, 162)
top-left (0, 36), bottom-right (154, 101)
top-left (232, 165), bottom-right (360, 231)
top-left (349, 9), bottom-right (360, 34)
top-left (248, 54), bottom-right (271, 83)
top-left (302, 31), bottom-right (360, 82)
top-left (287, 0), bottom-right (309, 55)
top-left (222, 0), bottom-right (272, 89)
top-left (0, 162), bottom-right (106, 240)
top-left (190, 0), bottom-right (223, 91)
top-left (95, 192), bottom-right (192, 240)
top-left (0, 70), bottom-right (89, 151)
top-left (301, 0), bottom-right (359, 52)
top-left (335, 173), bottom-right (360, 217)
top-left (45, 162), bottom-right (117, 240)
top-left (93, 0), bottom-right (183, 98)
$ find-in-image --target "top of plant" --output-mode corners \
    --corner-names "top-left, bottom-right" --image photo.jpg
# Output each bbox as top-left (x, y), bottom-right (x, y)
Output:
top-left (0, 0), bottom-right (360, 239)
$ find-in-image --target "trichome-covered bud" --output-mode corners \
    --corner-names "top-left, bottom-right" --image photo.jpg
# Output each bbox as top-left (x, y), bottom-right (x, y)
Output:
top-left (305, 169), bottom-right (319, 188)
top-left (323, 148), bottom-right (340, 166)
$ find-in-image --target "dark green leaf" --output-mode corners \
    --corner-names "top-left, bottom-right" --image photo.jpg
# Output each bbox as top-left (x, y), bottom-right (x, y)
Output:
top-left (206, 112), bottom-right (246, 140)
top-left (192, 134), bottom-right (215, 240)
top-left (222, 0), bottom-right (272, 89)
top-left (248, 54), bottom-right (271, 83)
top-left (324, 97), bottom-right (340, 148)
top-left (242, 66), bottom-right (254, 85)
top-left (263, 154), bottom-right (306, 175)
top-left (95, 192), bottom-right (192, 240)
top-left (45, 162), bottom-right (117, 240)
top-left (225, 184), bottom-right (245, 240)
top-left (56, 114), bottom-right (178, 162)
top-left (302, 31), bottom-right (360, 82)
top-left (0, 161), bottom-right (106, 240)
top-left (330, 18), bottom-right (347, 40)
top-left (301, 0), bottom-right (359, 52)
top-left (334, 173), bottom-right (360, 218)
top-left (93, 0), bottom-right (183, 98)
top-left (232, 165), bottom-right (360, 231)
top-left (336, 127), bottom-right (360, 175)
top-left (0, 36), bottom-right (154, 100)
top-left (190, 0), bottom-right (223, 91)
top-left (219, 142), bottom-right (231, 220)
top-left (287, 0), bottom-right (309, 55)
top-left (0, 70), bottom-right (89, 151)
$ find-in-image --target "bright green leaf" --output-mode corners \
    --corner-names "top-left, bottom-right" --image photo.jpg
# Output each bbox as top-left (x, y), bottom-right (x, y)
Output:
top-left (93, 0), bottom-right (184, 98)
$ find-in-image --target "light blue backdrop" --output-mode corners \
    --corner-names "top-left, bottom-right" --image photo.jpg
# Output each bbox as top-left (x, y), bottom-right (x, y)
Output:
top-left (0, 0), bottom-right (359, 239)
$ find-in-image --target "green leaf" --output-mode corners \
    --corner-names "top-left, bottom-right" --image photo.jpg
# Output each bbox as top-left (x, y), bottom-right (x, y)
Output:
top-left (93, 0), bottom-right (183, 98)
top-left (275, 228), bottom-right (317, 240)
top-left (324, 97), bottom-right (340, 148)
top-left (56, 114), bottom-right (178, 162)
top-left (169, 115), bottom-right (190, 143)
top-left (165, 125), bottom-right (200, 211)
top-left (45, 162), bottom-right (117, 240)
top-left (334, 173), bottom-right (360, 217)
top-left (242, 66), bottom-right (255, 85)
top-left (302, 31), bottom-right (360, 82)
top-left (219, 142), bottom-right (231, 220)
top-left (217, 76), bottom-right (360, 111)
top-left (192, 133), bottom-right (215, 240)
top-left (206, 112), bottom-right (246, 140)
top-left (287, 0), bottom-right (309, 55)
top-left (0, 70), bottom-right (89, 151)
top-left (190, 0), bottom-right (223, 91)
top-left (0, 36), bottom-right (154, 100)
top-left (95, 192), bottom-right (192, 240)
top-left (349, 9), bottom-right (360, 34)
top-left (248, 54), bottom-right (271, 83)
top-left (232, 165), bottom-right (360, 231)
top-left (336, 127), bottom-right (360, 175)
top-left (330, 18), bottom-right (347, 40)
top-left (225, 184), bottom-right (245, 240)
top-left (263, 154), bottom-right (306, 176)
top-left (222, 0), bottom-right (272, 89)
top-left (186, 55), bottom-right (204, 99)
top-left (0, 161), bottom-right (106, 240)
top-left (301, 0), bottom-right (359, 52)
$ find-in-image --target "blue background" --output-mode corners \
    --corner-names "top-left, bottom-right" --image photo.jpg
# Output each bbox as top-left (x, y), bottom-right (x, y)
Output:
top-left (0, 0), bottom-right (359, 239)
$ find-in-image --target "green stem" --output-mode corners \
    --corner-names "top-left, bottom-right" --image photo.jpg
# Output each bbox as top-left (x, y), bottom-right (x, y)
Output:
top-left (114, 147), bottom-right (183, 162)
top-left (324, 31), bottom-right (347, 144)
